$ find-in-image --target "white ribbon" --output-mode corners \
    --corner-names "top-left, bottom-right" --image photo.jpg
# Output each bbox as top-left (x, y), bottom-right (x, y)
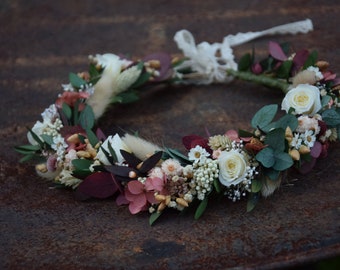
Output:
top-left (174, 19), bottom-right (313, 84)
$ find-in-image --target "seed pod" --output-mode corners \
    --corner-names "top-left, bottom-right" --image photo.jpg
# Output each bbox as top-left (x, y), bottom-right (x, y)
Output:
top-left (176, 197), bottom-right (189, 207)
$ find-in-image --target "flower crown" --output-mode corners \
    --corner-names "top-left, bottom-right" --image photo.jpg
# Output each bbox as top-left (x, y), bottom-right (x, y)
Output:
top-left (16, 19), bottom-right (340, 225)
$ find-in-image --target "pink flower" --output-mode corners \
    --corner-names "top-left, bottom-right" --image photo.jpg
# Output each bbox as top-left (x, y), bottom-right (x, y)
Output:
top-left (124, 177), bottom-right (165, 214)
top-left (225, 130), bottom-right (251, 143)
top-left (56, 91), bottom-right (90, 111)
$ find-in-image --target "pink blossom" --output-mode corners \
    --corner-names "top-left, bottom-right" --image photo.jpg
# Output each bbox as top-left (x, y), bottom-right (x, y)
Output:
top-left (56, 91), bottom-right (90, 111)
top-left (124, 177), bottom-right (165, 214)
top-left (225, 130), bottom-right (251, 143)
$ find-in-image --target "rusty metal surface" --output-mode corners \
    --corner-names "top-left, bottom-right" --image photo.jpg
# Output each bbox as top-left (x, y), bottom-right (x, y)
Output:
top-left (1, 0), bottom-right (339, 269)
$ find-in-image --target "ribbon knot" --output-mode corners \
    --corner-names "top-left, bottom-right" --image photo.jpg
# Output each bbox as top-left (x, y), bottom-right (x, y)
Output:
top-left (174, 19), bottom-right (313, 84)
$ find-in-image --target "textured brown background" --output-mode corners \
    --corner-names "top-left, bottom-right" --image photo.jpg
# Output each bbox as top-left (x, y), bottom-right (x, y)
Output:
top-left (1, 1), bottom-right (339, 269)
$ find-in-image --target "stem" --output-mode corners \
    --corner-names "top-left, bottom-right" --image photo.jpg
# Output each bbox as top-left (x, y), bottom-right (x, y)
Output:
top-left (226, 69), bottom-right (290, 94)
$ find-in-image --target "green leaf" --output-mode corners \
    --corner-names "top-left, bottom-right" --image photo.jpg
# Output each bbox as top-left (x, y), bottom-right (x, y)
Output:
top-left (149, 211), bottom-right (162, 226)
top-left (273, 151), bottom-right (293, 171)
top-left (194, 198), bottom-right (208, 220)
top-left (247, 192), bottom-right (259, 212)
top-left (256, 147), bottom-right (275, 168)
top-left (213, 178), bottom-right (222, 193)
top-left (276, 60), bottom-right (293, 79)
top-left (321, 95), bottom-right (332, 108)
top-left (165, 148), bottom-right (190, 165)
top-left (112, 91), bottom-right (139, 104)
top-left (321, 109), bottom-right (340, 126)
top-left (19, 153), bottom-right (37, 163)
top-left (69, 72), bottom-right (87, 88)
top-left (79, 105), bottom-right (95, 130)
top-left (40, 134), bottom-right (54, 146)
top-left (72, 159), bottom-right (93, 171)
top-left (274, 114), bottom-right (298, 131)
top-left (107, 142), bottom-right (118, 164)
top-left (86, 128), bottom-right (99, 147)
top-left (62, 102), bottom-right (72, 120)
top-left (251, 179), bottom-right (262, 193)
top-left (251, 104), bottom-right (278, 129)
top-left (238, 53), bottom-right (252, 71)
top-left (27, 128), bottom-right (44, 147)
top-left (303, 50), bottom-right (318, 69)
top-left (15, 144), bottom-right (41, 152)
top-left (88, 64), bottom-right (101, 85)
top-left (263, 168), bottom-right (280, 181)
top-left (264, 128), bottom-right (285, 152)
top-left (130, 66), bottom-right (152, 89)
top-left (238, 129), bottom-right (254, 138)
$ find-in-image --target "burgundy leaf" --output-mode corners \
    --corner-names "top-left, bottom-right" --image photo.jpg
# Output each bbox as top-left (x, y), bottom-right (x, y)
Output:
top-left (75, 172), bottom-right (119, 199)
top-left (298, 158), bottom-right (316, 174)
top-left (269, 41), bottom-right (287, 61)
top-left (292, 49), bottom-right (309, 73)
top-left (143, 52), bottom-right (172, 81)
top-left (182, 135), bottom-right (206, 150)
top-left (96, 128), bottom-right (107, 141)
top-left (60, 125), bottom-right (85, 138)
top-left (310, 141), bottom-right (322, 158)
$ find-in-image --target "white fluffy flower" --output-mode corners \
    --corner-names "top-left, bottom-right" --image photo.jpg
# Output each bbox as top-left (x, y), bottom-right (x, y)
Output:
top-left (296, 115), bottom-right (320, 135)
top-left (161, 158), bottom-right (182, 177)
top-left (96, 134), bottom-right (131, 165)
top-left (281, 84), bottom-right (322, 116)
top-left (188, 145), bottom-right (210, 163)
top-left (307, 66), bottom-right (323, 80)
top-left (218, 150), bottom-right (248, 187)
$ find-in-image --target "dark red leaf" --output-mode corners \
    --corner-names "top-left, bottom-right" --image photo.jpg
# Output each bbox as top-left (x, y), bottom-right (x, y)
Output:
top-left (182, 135), bottom-right (206, 150)
top-left (269, 41), bottom-right (287, 61)
top-left (96, 128), bottom-right (107, 141)
top-left (143, 52), bottom-right (172, 81)
top-left (292, 49), bottom-right (309, 73)
top-left (298, 158), bottom-right (316, 174)
top-left (75, 172), bottom-right (119, 199)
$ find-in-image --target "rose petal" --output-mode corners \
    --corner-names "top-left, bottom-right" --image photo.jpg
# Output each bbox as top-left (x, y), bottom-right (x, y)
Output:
top-left (269, 41), bottom-right (287, 61)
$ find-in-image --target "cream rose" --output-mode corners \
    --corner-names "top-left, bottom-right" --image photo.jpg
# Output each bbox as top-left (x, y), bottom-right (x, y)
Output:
top-left (96, 134), bottom-right (131, 165)
top-left (281, 84), bottom-right (322, 115)
top-left (218, 150), bottom-right (248, 187)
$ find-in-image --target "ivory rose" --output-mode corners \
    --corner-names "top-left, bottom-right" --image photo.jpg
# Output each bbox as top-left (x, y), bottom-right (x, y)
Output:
top-left (218, 150), bottom-right (248, 187)
top-left (281, 84), bottom-right (322, 115)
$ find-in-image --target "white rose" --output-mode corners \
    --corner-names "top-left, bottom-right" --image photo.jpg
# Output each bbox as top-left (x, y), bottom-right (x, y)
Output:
top-left (218, 150), bottom-right (248, 187)
top-left (281, 84), bottom-right (322, 115)
top-left (96, 134), bottom-right (131, 165)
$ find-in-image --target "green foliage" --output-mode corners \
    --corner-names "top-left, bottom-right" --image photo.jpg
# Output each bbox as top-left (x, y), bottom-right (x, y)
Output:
top-left (251, 104), bottom-right (278, 130)
top-left (321, 109), bottom-right (340, 126)
top-left (62, 102), bottom-right (72, 120)
top-left (164, 147), bottom-right (191, 165)
top-left (247, 192), bottom-right (259, 212)
top-left (303, 50), bottom-right (318, 69)
top-left (238, 53), bottom-right (252, 71)
top-left (69, 72), bottom-right (87, 89)
top-left (251, 179), bottom-right (262, 193)
top-left (79, 105), bottom-right (95, 130)
top-left (276, 60), bottom-right (293, 79)
top-left (149, 211), bottom-right (162, 226)
top-left (194, 198), bottom-right (208, 220)
top-left (264, 128), bottom-right (285, 152)
top-left (86, 128), bottom-right (99, 147)
top-left (112, 90), bottom-right (140, 104)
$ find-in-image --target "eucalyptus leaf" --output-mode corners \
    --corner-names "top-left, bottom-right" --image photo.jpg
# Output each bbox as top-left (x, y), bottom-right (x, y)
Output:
top-left (251, 104), bottom-right (278, 129)
top-left (263, 168), bottom-right (280, 181)
top-left (273, 151), bottom-right (293, 171)
top-left (274, 114), bottom-right (298, 131)
top-left (321, 109), bottom-right (340, 126)
top-left (321, 95), bottom-right (332, 108)
top-left (69, 72), bottom-right (87, 88)
top-left (62, 102), bottom-right (72, 120)
top-left (264, 128), bottom-right (285, 152)
top-left (79, 105), bottom-right (95, 130)
top-left (256, 147), bottom-right (275, 168)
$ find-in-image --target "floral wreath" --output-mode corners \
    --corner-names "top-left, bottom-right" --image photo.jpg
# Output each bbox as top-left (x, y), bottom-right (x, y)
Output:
top-left (16, 19), bottom-right (340, 225)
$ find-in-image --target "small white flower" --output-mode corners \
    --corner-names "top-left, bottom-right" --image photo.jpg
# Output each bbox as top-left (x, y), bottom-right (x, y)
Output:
top-left (301, 130), bottom-right (316, 148)
top-left (291, 133), bottom-right (303, 149)
top-left (161, 158), bottom-right (182, 176)
top-left (307, 66), bottom-right (323, 80)
top-left (188, 145), bottom-right (210, 163)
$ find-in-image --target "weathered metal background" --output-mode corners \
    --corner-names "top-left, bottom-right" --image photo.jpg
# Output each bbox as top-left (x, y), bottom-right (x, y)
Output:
top-left (1, 0), bottom-right (339, 269)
